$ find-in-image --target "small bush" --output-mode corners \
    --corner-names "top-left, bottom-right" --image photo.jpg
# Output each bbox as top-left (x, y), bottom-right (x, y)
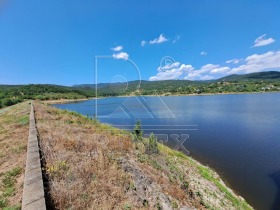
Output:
top-left (145, 133), bottom-right (159, 154)
top-left (0, 198), bottom-right (8, 208)
top-left (1, 98), bottom-right (22, 108)
top-left (132, 120), bottom-right (143, 142)
top-left (47, 161), bottom-right (69, 178)
top-left (123, 203), bottom-right (132, 210)
top-left (171, 200), bottom-right (178, 208)
top-left (2, 98), bottom-right (14, 107)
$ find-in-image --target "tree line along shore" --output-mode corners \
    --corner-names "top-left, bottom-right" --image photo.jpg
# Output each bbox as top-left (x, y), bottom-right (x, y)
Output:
top-left (1, 71), bottom-right (280, 108)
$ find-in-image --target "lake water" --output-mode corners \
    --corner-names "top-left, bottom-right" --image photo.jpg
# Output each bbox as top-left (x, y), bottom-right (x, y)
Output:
top-left (53, 93), bottom-right (280, 210)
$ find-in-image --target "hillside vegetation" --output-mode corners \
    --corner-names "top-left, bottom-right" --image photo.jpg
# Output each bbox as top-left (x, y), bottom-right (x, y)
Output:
top-left (34, 102), bottom-right (253, 209)
top-left (217, 71), bottom-right (280, 81)
top-left (0, 85), bottom-right (94, 108)
top-left (75, 71), bottom-right (280, 96)
top-left (1, 71), bottom-right (280, 107)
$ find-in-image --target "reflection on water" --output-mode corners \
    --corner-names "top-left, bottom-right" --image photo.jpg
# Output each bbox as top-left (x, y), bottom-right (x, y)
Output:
top-left (53, 93), bottom-right (280, 210)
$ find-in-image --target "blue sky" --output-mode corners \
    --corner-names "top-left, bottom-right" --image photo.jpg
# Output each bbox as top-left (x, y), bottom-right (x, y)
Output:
top-left (0, 0), bottom-right (280, 85)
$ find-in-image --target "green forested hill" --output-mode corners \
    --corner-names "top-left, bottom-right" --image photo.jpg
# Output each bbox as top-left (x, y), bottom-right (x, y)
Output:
top-left (1, 71), bottom-right (280, 108)
top-left (0, 84), bottom-right (95, 108)
top-left (218, 71), bottom-right (280, 81)
top-left (90, 71), bottom-right (280, 96)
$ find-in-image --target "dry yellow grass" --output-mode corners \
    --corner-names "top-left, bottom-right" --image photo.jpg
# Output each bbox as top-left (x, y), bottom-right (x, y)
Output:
top-left (0, 102), bottom-right (30, 209)
top-left (34, 102), bottom-right (134, 209)
top-left (34, 101), bottom-right (253, 210)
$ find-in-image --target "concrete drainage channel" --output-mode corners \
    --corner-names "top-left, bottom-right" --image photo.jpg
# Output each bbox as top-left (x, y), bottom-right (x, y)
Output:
top-left (22, 103), bottom-right (47, 210)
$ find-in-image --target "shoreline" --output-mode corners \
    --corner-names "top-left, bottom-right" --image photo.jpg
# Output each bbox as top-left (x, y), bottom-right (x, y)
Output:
top-left (115, 90), bottom-right (280, 98)
top-left (187, 151), bottom-right (249, 205)
top-left (43, 98), bottom-right (93, 104)
top-left (47, 91), bottom-right (280, 104)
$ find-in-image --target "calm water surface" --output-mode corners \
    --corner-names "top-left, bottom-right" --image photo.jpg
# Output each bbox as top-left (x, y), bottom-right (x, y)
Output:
top-left (53, 93), bottom-right (280, 210)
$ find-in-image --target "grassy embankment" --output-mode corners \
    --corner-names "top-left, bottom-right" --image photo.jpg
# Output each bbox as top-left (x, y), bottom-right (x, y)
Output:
top-left (0, 102), bottom-right (30, 210)
top-left (33, 101), bottom-right (253, 210)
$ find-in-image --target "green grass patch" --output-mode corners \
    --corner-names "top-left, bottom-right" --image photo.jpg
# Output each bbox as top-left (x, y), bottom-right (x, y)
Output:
top-left (137, 151), bottom-right (161, 170)
top-left (3, 187), bottom-right (15, 197)
top-left (18, 116), bottom-right (29, 126)
top-left (0, 198), bottom-right (8, 208)
top-left (2, 167), bottom-right (21, 186)
top-left (123, 203), bottom-right (132, 210)
top-left (3, 205), bottom-right (21, 210)
top-left (12, 145), bottom-right (26, 153)
top-left (0, 167), bottom-right (22, 208)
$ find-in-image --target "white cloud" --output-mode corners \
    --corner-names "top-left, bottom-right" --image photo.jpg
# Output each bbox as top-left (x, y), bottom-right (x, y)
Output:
top-left (229, 50), bottom-right (280, 74)
top-left (209, 66), bottom-right (230, 74)
top-left (141, 34), bottom-right (169, 46)
top-left (198, 64), bottom-right (218, 73)
top-left (200, 75), bottom-right (215, 80)
top-left (112, 52), bottom-right (129, 60)
top-left (149, 69), bottom-right (183, 81)
top-left (150, 62), bottom-right (194, 81)
top-left (252, 34), bottom-right (275, 47)
top-left (184, 64), bottom-right (229, 79)
top-left (150, 34), bottom-right (168, 44)
top-left (149, 50), bottom-right (280, 81)
top-left (183, 71), bottom-right (201, 80)
top-left (150, 62), bottom-right (230, 81)
top-left (158, 62), bottom-right (180, 71)
top-left (200, 51), bottom-right (207, 56)
top-left (173, 35), bottom-right (180, 43)
top-left (111, 45), bottom-right (123, 52)
top-left (225, 58), bottom-right (241, 64)
top-left (141, 41), bottom-right (147, 46)
top-left (179, 64), bottom-right (194, 72)
top-left (193, 64), bottom-right (220, 75)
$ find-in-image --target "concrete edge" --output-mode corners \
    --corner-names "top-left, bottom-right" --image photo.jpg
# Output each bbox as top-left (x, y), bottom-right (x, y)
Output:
top-left (22, 103), bottom-right (46, 210)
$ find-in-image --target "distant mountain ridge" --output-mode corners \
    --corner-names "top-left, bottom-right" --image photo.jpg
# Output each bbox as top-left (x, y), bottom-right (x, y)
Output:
top-left (217, 71), bottom-right (280, 81)
top-left (73, 71), bottom-right (280, 88)
top-left (1, 71), bottom-right (280, 106)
